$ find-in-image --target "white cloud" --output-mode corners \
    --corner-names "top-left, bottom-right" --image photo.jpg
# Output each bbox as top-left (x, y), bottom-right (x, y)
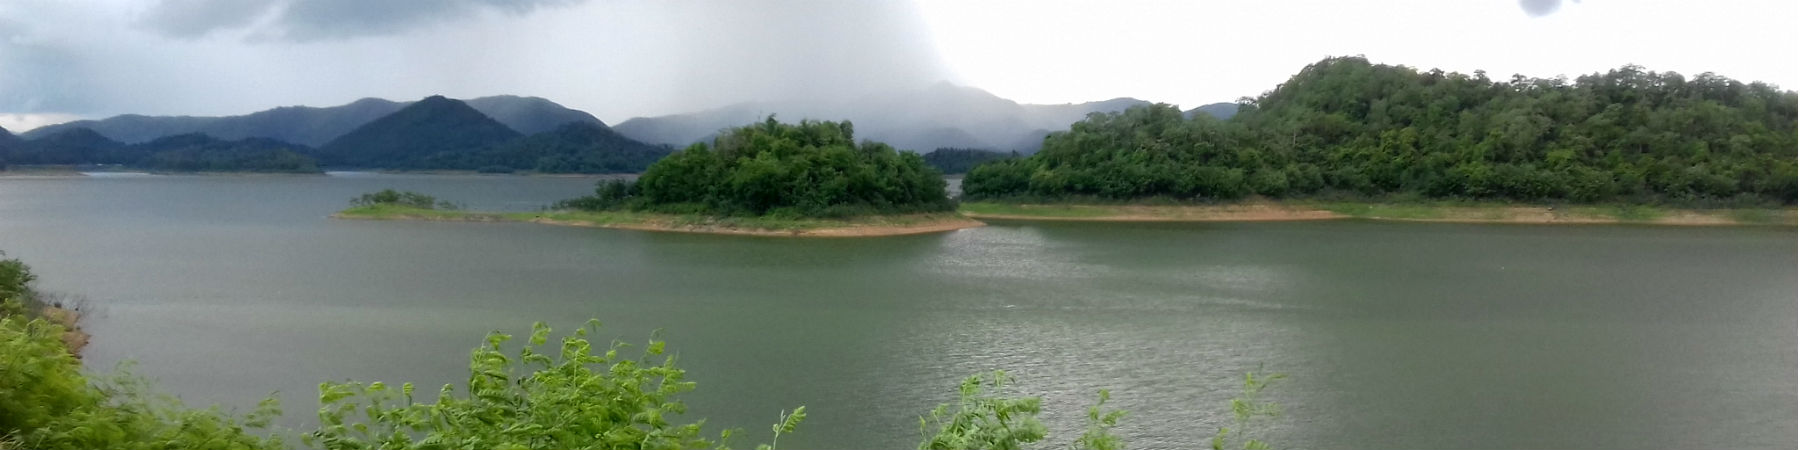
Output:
top-left (0, 113), bottom-right (86, 133)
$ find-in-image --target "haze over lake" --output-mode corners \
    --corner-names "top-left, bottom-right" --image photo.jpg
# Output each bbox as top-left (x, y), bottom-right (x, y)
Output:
top-left (0, 174), bottom-right (1792, 449)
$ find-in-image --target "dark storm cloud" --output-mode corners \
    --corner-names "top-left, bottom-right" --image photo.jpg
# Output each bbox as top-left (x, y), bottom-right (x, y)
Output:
top-left (1518, 0), bottom-right (1576, 17)
top-left (138, 0), bottom-right (587, 41)
top-left (137, 0), bottom-right (280, 38)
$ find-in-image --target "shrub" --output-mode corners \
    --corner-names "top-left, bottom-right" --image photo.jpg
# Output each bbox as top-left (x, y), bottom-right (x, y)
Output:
top-left (349, 189), bottom-right (458, 210)
top-left (305, 320), bottom-right (801, 450)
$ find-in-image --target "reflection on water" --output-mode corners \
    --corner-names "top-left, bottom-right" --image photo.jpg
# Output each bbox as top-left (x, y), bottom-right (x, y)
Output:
top-left (0, 175), bottom-right (1792, 449)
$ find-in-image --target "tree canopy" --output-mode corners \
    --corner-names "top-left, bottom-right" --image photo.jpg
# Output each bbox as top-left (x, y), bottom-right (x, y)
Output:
top-left (562, 117), bottom-right (953, 217)
top-left (964, 56), bottom-right (1798, 205)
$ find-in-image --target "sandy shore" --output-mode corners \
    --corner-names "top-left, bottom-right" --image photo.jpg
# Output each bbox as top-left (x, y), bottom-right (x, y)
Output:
top-left (532, 216), bottom-right (987, 237)
top-left (963, 203), bottom-right (1343, 222)
top-left (39, 306), bottom-right (88, 357)
top-left (962, 202), bottom-right (1796, 226)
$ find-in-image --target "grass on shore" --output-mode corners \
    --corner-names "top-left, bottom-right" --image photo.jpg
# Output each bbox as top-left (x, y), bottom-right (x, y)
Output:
top-left (1308, 202), bottom-right (1447, 220)
top-left (957, 202), bottom-right (1125, 218)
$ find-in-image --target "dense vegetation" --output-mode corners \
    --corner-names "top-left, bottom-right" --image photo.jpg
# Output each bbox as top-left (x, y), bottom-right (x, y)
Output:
top-left (921, 148), bottom-right (1016, 174)
top-left (965, 57), bottom-right (1798, 205)
top-left (0, 130), bottom-right (320, 173)
top-left (134, 134), bottom-right (318, 173)
top-left (560, 117), bottom-right (954, 217)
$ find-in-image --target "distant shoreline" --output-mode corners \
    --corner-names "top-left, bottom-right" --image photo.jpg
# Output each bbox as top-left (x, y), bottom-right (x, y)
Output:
top-left (0, 169), bottom-right (630, 178)
top-left (332, 205), bottom-right (985, 237)
top-left (959, 201), bottom-right (1798, 226)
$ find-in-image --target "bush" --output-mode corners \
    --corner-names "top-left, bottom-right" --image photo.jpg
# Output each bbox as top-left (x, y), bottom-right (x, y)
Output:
top-left (349, 189), bottom-right (458, 210)
top-left (305, 320), bottom-right (799, 450)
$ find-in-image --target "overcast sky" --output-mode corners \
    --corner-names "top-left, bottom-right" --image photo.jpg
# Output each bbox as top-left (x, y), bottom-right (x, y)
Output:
top-left (2, 0), bottom-right (1795, 131)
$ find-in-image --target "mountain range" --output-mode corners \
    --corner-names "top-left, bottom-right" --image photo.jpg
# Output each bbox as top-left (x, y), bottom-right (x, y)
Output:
top-left (315, 95), bottom-right (523, 167)
top-left (4, 96), bottom-right (670, 173)
top-left (22, 95), bottom-right (604, 147)
top-left (7, 84), bottom-right (1232, 172)
top-left (0, 126), bottom-right (17, 152)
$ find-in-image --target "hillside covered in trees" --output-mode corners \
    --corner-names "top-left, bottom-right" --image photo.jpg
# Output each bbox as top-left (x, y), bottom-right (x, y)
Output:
top-left (922, 148), bottom-right (1017, 174)
top-left (0, 129), bottom-right (319, 173)
top-left (421, 122), bottom-right (671, 174)
top-left (965, 56), bottom-right (1798, 205)
top-left (560, 117), bottom-right (953, 217)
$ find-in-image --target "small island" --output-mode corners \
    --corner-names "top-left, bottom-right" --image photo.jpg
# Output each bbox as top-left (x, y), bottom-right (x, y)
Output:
top-left (335, 118), bottom-right (985, 237)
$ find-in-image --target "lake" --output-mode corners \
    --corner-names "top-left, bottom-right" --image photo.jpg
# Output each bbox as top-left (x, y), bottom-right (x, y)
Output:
top-left (0, 174), bottom-right (1792, 449)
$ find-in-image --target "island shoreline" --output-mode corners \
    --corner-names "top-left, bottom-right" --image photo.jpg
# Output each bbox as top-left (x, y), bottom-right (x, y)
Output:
top-left (331, 208), bottom-right (987, 237)
top-left (958, 202), bottom-right (1797, 227)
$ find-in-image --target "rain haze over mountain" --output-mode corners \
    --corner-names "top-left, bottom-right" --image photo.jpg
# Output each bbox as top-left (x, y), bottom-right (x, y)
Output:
top-left (1, 0), bottom-right (1794, 135)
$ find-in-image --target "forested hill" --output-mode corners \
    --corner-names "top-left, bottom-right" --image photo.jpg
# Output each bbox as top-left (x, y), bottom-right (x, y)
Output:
top-left (462, 96), bottom-right (608, 135)
top-left (21, 99), bottom-right (406, 146)
top-left (0, 129), bottom-right (318, 172)
top-left (922, 148), bottom-right (1016, 174)
top-left (1185, 102), bottom-right (1240, 120)
top-left (315, 96), bottom-right (523, 168)
top-left (0, 126), bottom-right (16, 151)
top-left (422, 122), bottom-right (672, 174)
top-left (965, 56), bottom-right (1798, 205)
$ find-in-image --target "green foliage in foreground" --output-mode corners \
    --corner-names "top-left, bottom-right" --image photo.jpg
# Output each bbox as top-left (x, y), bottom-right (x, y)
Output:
top-left (558, 117), bottom-right (954, 218)
top-left (918, 371), bottom-right (1049, 450)
top-left (3, 252), bottom-right (1284, 450)
top-left (351, 189), bottom-right (458, 210)
top-left (307, 320), bottom-right (769, 450)
top-left (964, 56), bottom-right (1797, 206)
top-left (1212, 371), bottom-right (1285, 450)
top-left (1, 254), bottom-right (282, 450)
top-left (916, 371), bottom-right (1126, 450)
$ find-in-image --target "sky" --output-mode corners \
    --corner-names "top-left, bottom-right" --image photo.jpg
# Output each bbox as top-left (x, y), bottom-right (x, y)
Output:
top-left (1, 0), bottom-right (1795, 131)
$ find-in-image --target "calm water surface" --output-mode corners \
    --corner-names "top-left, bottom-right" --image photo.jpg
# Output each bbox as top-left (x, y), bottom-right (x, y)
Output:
top-left (0, 174), bottom-right (1792, 449)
